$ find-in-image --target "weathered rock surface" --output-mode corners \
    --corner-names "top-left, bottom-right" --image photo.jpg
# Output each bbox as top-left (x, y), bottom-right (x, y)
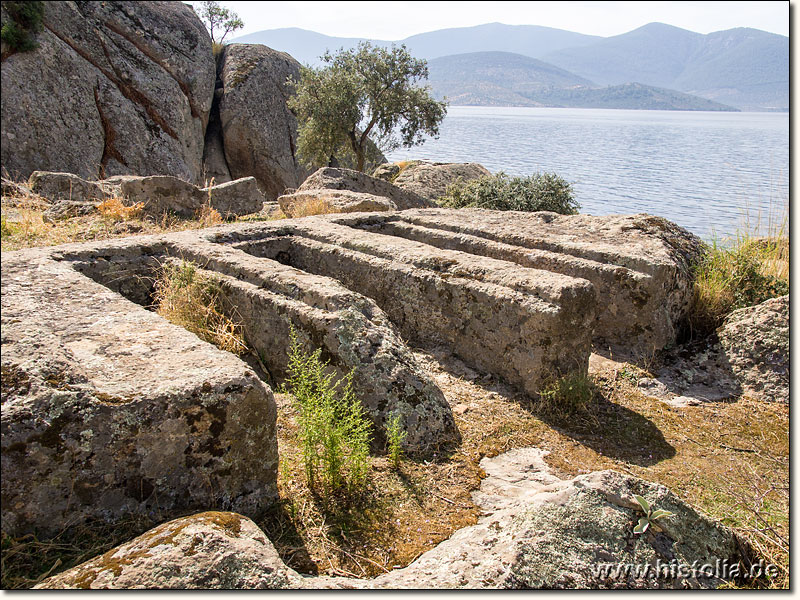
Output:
top-left (38, 449), bottom-right (746, 590)
top-left (1, 244), bottom-right (279, 537)
top-left (1, 1), bottom-right (215, 183)
top-left (296, 167), bottom-right (435, 210)
top-left (35, 512), bottom-right (303, 590)
top-left (371, 163), bottom-right (401, 181)
top-left (117, 175), bottom-right (207, 218)
top-left (334, 209), bottom-right (702, 356)
top-left (217, 44), bottom-right (307, 200)
top-left (230, 217), bottom-right (596, 396)
top-left (28, 171), bottom-right (107, 203)
top-left (201, 176), bottom-right (266, 218)
top-left (42, 200), bottom-right (100, 223)
top-left (716, 295), bottom-right (788, 403)
top-left (391, 161), bottom-right (492, 202)
top-left (278, 189), bottom-right (396, 217)
top-left (353, 449), bottom-right (745, 589)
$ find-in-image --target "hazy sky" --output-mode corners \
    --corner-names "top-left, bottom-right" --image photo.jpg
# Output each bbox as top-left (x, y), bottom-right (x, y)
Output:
top-left (209, 1), bottom-right (789, 40)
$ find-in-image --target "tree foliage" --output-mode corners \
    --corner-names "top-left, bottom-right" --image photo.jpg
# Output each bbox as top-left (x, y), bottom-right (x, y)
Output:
top-left (1, 1), bottom-right (44, 56)
top-left (196, 0), bottom-right (243, 44)
top-left (288, 42), bottom-right (447, 172)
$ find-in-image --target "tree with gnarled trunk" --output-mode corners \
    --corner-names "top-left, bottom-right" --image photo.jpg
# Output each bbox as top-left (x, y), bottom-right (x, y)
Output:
top-left (287, 42), bottom-right (447, 173)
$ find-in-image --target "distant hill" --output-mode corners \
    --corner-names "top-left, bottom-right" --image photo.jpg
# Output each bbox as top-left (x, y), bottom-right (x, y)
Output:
top-left (233, 23), bottom-right (601, 66)
top-left (427, 52), bottom-right (737, 111)
top-left (233, 21), bottom-right (787, 111)
top-left (543, 23), bottom-right (788, 110)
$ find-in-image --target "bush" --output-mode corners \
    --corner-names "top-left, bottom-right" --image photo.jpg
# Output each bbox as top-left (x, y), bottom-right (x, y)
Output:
top-left (152, 260), bottom-right (247, 355)
top-left (689, 237), bottom-right (789, 337)
top-left (1, 1), bottom-right (44, 54)
top-left (439, 171), bottom-right (579, 214)
top-left (283, 327), bottom-right (372, 497)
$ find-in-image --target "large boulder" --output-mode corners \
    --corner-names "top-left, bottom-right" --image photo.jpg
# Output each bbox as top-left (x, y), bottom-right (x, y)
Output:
top-left (35, 512), bottom-right (303, 589)
top-left (28, 171), bottom-right (107, 203)
top-left (386, 161), bottom-right (492, 202)
top-left (278, 189), bottom-right (395, 217)
top-left (216, 44), bottom-right (307, 201)
top-left (117, 175), bottom-right (206, 218)
top-left (1, 244), bottom-right (279, 537)
top-left (1, 1), bottom-right (215, 183)
top-left (291, 167), bottom-right (435, 210)
top-left (715, 295), bottom-right (788, 403)
top-left (201, 176), bottom-right (266, 218)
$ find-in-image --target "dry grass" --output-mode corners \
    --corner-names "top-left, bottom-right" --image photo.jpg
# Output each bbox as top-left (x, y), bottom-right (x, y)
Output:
top-left (0, 178), bottom-right (239, 252)
top-left (286, 197), bottom-right (337, 218)
top-left (97, 196), bottom-right (144, 221)
top-left (152, 260), bottom-right (247, 356)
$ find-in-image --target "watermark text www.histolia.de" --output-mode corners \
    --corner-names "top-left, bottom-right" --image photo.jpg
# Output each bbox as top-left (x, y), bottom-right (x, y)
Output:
top-left (593, 559), bottom-right (780, 582)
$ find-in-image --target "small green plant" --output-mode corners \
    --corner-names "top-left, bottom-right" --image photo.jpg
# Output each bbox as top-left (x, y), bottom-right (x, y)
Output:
top-left (283, 327), bottom-right (372, 497)
top-left (439, 171), bottom-right (579, 214)
top-left (385, 413), bottom-right (406, 468)
top-left (1, 1), bottom-right (44, 55)
top-left (632, 494), bottom-right (674, 534)
top-left (537, 371), bottom-right (596, 415)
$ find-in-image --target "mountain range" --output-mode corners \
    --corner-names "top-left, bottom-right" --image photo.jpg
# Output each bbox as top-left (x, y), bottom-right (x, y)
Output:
top-left (234, 22), bottom-right (788, 111)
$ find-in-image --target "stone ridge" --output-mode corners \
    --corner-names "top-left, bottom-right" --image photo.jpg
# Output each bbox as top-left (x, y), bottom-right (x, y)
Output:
top-left (331, 209), bottom-right (704, 356)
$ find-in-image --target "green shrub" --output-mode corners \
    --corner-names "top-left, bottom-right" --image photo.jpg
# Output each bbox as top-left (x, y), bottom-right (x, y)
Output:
top-left (385, 413), bottom-right (406, 468)
top-left (283, 327), bottom-right (372, 497)
top-left (439, 171), bottom-right (579, 214)
top-left (1, 1), bottom-right (44, 54)
top-left (689, 237), bottom-right (788, 337)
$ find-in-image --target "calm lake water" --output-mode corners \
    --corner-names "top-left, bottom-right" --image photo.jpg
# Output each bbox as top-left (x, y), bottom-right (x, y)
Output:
top-left (386, 107), bottom-right (789, 241)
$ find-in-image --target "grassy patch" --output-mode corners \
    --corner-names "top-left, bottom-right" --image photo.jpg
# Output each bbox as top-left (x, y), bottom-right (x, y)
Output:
top-left (284, 196), bottom-right (337, 218)
top-left (689, 235), bottom-right (789, 338)
top-left (152, 260), bottom-right (247, 356)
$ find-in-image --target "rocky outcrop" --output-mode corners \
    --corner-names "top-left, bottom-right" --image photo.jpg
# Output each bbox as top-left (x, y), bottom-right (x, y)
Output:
top-left (1, 1), bottom-right (215, 183)
top-left (334, 210), bottom-right (703, 356)
top-left (216, 44), bottom-right (307, 200)
top-left (278, 189), bottom-right (396, 217)
top-left (35, 512), bottom-right (304, 590)
top-left (28, 171), bottom-right (107, 203)
top-left (42, 200), bottom-right (99, 222)
top-left (716, 295), bottom-right (788, 403)
top-left (201, 176), bottom-right (266, 218)
top-left (38, 448), bottom-right (747, 590)
top-left (279, 167), bottom-right (436, 215)
top-left (387, 161), bottom-right (492, 202)
top-left (1, 244), bottom-right (279, 537)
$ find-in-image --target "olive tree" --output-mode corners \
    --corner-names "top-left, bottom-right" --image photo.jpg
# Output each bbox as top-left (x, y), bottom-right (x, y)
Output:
top-left (288, 42), bottom-right (447, 173)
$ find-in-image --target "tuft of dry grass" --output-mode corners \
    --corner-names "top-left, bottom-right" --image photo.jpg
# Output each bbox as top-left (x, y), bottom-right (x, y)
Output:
top-left (97, 197), bottom-right (143, 222)
top-left (152, 260), bottom-right (247, 356)
top-left (286, 197), bottom-right (337, 218)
